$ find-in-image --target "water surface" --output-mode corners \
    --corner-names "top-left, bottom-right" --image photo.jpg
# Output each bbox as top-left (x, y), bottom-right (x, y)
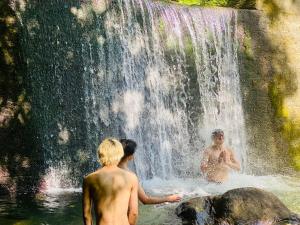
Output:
top-left (1, 174), bottom-right (299, 225)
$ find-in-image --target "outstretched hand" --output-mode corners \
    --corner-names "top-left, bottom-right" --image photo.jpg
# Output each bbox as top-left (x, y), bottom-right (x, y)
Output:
top-left (166, 194), bottom-right (182, 202)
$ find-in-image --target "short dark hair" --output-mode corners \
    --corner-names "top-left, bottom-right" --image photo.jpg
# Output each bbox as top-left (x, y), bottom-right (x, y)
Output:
top-left (211, 129), bottom-right (224, 138)
top-left (120, 139), bottom-right (137, 158)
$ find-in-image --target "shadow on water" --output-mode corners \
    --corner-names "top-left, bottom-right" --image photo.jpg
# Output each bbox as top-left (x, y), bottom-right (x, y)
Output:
top-left (0, 192), bottom-right (83, 225)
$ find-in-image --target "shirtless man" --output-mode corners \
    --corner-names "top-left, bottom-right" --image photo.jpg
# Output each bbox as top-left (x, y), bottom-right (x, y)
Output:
top-left (82, 138), bottom-right (139, 225)
top-left (118, 139), bottom-right (181, 204)
top-left (200, 129), bottom-right (240, 183)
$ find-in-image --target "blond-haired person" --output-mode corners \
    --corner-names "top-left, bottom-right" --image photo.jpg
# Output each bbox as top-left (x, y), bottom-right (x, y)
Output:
top-left (82, 138), bottom-right (139, 225)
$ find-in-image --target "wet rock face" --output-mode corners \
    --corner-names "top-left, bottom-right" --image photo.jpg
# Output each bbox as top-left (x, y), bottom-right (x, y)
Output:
top-left (176, 187), bottom-right (300, 225)
top-left (212, 187), bottom-right (297, 225)
top-left (175, 196), bottom-right (215, 225)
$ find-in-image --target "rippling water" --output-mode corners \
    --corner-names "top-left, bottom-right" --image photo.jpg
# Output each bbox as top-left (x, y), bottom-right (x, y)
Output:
top-left (0, 174), bottom-right (299, 225)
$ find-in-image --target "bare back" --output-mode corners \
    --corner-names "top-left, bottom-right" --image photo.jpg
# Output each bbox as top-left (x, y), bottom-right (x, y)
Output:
top-left (83, 167), bottom-right (138, 225)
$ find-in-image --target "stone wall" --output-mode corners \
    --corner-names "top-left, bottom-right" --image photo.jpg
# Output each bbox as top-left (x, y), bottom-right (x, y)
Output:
top-left (260, 0), bottom-right (300, 171)
top-left (236, 0), bottom-right (300, 173)
top-left (264, 0), bottom-right (300, 171)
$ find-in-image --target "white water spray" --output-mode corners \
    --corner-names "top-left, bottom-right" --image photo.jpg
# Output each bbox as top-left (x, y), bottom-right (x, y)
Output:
top-left (82, 0), bottom-right (248, 180)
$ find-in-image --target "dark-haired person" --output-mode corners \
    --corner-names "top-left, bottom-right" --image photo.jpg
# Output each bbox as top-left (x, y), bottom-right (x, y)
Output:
top-left (83, 138), bottom-right (139, 225)
top-left (118, 139), bottom-right (181, 204)
top-left (200, 129), bottom-right (240, 183)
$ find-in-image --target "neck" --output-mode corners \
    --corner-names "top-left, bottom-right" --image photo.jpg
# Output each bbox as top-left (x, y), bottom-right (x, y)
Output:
top-left (212, 143), bottom-right (223, 149)
top-left (103, 165), bottom-right (118, 169)
top-left (118, 160), bottom-right (129, 170)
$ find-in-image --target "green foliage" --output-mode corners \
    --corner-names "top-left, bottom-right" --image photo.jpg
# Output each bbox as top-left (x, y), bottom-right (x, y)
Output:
top-left (0, 0), bottom-right (24, 103)
top-left (0, 1), bottom-right (43, 196)
top-left (173, 0), bottom-right (256, 8)
top-left (0, 0), bottom-right (31, 128)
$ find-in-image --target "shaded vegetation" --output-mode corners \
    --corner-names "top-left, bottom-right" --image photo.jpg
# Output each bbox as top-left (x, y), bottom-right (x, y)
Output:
top-left (0, 0), bottom-right (28, 124)
top-left (0, 0), bottom-right (44, 195)
top-left (169, 0), bottom-right (256, 8)
top-left (260, 0), bottom-right (281, 20)
top-left (259, 0), bottom-right (300, 21)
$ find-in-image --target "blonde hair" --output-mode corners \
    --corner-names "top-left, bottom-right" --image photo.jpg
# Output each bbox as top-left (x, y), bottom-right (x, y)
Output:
top-left (98, 138), bottom-right (124, 166)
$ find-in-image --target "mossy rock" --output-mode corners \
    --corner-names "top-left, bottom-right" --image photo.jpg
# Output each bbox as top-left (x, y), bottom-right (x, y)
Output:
top-left (176, 187), bottom-right (300, 225)
top-left (166, 0), bottom-right (256, 9)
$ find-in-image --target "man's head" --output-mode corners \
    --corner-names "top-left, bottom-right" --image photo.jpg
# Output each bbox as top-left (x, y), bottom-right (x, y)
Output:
top-left (211, 129), bottom-right (224, 145)
top-left (98, 138), bottom-right (124, 166)
top-left (120, 139), bottom-right (137, 161)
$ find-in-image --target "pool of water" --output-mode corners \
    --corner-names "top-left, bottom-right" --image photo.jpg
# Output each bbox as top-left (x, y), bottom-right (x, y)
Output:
top-left (0, 174), bottom-right (299, 225)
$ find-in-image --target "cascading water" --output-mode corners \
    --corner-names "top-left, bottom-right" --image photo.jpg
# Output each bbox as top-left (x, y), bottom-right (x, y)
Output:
top-left (82, 0), bottom-right (247, 180)
top-left (19, 0), bottom-right (248, 187)
top-left (4, 3), bottom-right (300, 224)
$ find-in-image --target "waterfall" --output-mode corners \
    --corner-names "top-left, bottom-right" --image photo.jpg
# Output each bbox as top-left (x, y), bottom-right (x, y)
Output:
top-left (82, 0), bottom-right (247, 180)
top-left (20, 0), bottom-right (247, 186)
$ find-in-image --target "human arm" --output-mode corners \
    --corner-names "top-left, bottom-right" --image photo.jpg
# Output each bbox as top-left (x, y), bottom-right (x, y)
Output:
top-left (128, 175), bottom-right (139, 225)
top-left (224, 150), bottom-right (240, 171)
top-left (82, 177), bottom-right (93, 225)
top-left (138, 184), bottom-right (181, 204)
top-left (200, 150), bottom-right (210, 174)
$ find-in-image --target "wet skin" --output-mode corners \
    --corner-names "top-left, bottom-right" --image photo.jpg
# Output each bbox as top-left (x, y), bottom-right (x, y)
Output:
top-left (82, 166), bottom-right (139, 225)
top-left (200, 134), bottom-right (240, 183)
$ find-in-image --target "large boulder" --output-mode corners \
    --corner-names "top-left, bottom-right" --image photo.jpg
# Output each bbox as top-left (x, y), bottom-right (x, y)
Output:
top-left (175, 196), bottom-right (214, 225)
top-left (176, 187), bottom-right (300, 225)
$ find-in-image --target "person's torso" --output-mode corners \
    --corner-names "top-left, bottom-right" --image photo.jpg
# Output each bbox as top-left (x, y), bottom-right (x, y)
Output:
top-left (89, 169), bottom-right (133, 225)
top-left (208, 148), bottom-right (223, 164)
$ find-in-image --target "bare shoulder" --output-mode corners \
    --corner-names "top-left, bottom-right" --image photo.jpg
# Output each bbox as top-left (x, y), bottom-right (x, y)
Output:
top-left (122, 170), bottom-right (138, 185)
top-left (84, 172), bottom-right (94, 180)
top-left (126, 170), bottom-right (138, 180)
top-left (84, 170), bottom-right (95, 178)
top-left (85, 169), bottom-right (101, 178)
top-left (83, 169), bottom-right (104, 183)
top-left (203, 146), bottom-right (212, 154)
top-left (83, 172), bottom-right (96, 186)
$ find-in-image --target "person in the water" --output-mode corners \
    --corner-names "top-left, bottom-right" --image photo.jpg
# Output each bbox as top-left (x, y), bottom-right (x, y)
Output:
top-left (118, 139), bottom-right (182, 204)
top-left (82, 138), bottom-right (139, 225)
top-left (200, 129), bottom-right (240, 183)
